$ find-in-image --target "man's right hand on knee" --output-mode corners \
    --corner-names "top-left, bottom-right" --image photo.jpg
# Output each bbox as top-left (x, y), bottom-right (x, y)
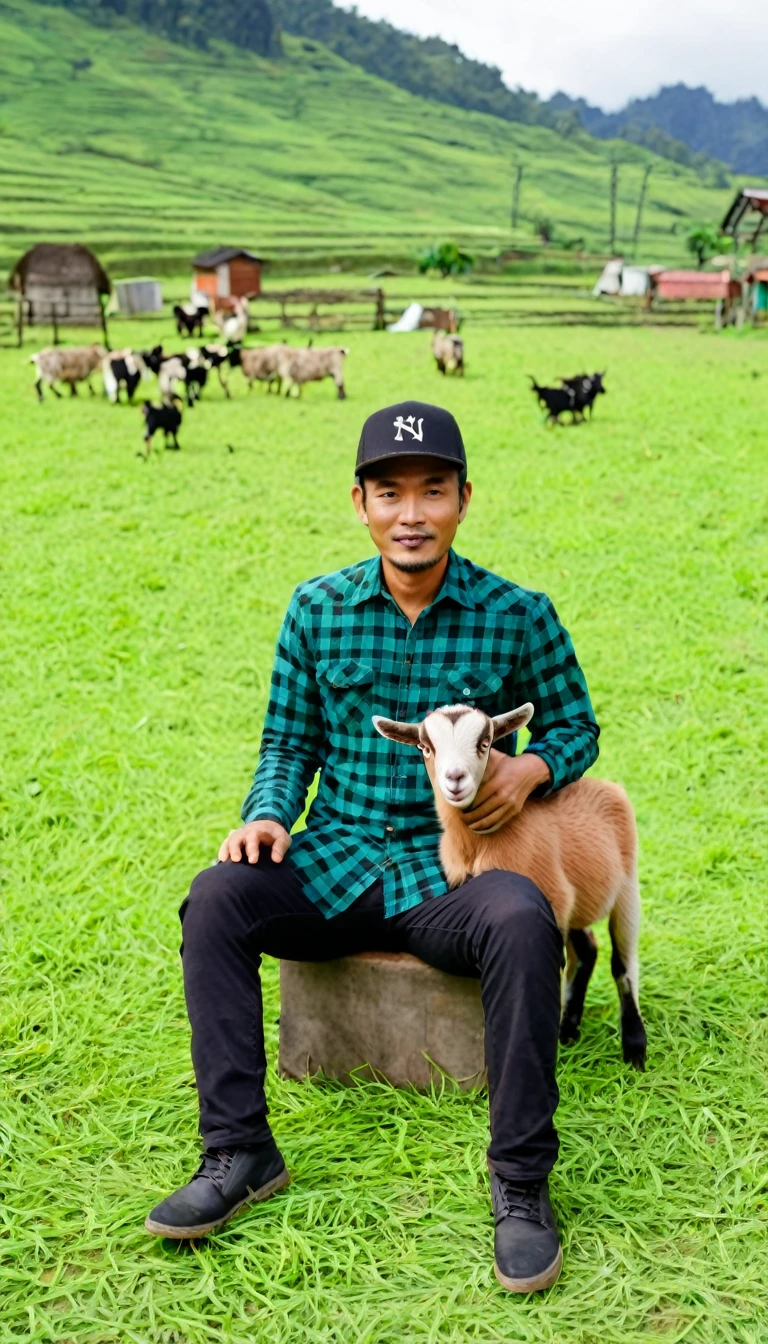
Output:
top-left (218, 821), bottom-right (292, 865)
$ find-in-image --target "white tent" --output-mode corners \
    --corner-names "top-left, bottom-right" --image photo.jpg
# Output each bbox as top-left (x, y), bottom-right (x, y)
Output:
top-left (593, 259), bottom-right (623, 296)
top-left (620, 266), bottom-right (650, 296)
top-left (387, 301), bottom-right (423, 332)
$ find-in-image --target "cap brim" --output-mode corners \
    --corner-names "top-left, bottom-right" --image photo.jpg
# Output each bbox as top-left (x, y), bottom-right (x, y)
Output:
top-left (356, 450), bottom-right (465, 473)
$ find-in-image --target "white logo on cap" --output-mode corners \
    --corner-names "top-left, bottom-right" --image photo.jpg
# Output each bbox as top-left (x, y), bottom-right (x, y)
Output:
top-left (393, 415), bottom-right (424, 442)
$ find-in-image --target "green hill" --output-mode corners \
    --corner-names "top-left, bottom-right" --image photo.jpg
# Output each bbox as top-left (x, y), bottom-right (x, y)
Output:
top-left (0, 0), bottom-right (750, 275)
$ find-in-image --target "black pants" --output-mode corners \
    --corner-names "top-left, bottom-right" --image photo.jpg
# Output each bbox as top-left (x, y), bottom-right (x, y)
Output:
top-left (180, 857), bottom-right (563, 1182)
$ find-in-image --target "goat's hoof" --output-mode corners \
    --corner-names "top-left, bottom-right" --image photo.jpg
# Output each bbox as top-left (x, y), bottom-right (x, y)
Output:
top-left (623, 1042), bottom-right (647, 1071)
top-left (559, 1019), bottom-right (581, 1046)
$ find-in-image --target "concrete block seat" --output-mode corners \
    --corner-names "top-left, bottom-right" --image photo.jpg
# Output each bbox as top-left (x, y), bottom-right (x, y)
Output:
top-left (278, 952), bottom-right (486, 1090)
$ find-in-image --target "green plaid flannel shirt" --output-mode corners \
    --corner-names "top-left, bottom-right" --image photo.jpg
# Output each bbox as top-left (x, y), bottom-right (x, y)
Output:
top-left (242, 549), bottom-right (599, 918)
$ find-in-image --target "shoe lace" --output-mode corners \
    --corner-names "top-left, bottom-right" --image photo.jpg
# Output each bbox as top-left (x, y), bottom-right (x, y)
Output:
top-left (194, 1149), bottom-right (235, 1190)
top-left (493, 1177), bottom-right (542, 1225)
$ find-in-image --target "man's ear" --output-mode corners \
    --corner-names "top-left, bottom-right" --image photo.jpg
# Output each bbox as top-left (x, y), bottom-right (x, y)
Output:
top-left (351, 481), bottom-right (368, 525)
top-left (372, 715), bottom-right (421, 746)
top-left (491, 703), bottom-right (534, 741)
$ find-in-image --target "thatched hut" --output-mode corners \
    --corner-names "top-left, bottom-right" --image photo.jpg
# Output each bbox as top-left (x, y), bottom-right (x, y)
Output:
top-left (8, 243), bottom-right (110, 334)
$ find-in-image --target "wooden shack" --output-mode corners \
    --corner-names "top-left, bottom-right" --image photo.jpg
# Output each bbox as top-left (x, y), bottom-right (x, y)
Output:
top-left (191, 246), bottom-right (263, 308)
top-left (649, 269), bottom-right (743, 328)
top-left (9, 243), bottom-right (110, 336)
top-left (720, 188), bottom-right (768, 249)
top-left (651, 270), bottom-right (741, 302)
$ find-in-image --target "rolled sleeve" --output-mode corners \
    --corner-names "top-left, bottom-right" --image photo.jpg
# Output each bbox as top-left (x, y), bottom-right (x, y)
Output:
top-left (516, 596), bottom-right (600, 793)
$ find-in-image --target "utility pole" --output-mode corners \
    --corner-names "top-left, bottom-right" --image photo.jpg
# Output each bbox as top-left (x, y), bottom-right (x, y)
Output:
top-left (609, 162), bottom-right (618, 254)
top-left (511, 163), bottom-right (523, 232)
top-left (632, 164), bottom-right (652, 257)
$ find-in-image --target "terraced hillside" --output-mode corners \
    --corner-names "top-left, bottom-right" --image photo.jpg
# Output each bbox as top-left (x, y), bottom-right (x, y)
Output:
top-left (0, 0), bottom-right (749, 274)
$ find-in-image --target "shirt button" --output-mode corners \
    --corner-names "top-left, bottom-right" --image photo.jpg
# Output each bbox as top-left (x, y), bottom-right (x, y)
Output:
top-left (463, 687), bottom-right (472, 696)
top-left (385, 825), bottom-right (394, 833)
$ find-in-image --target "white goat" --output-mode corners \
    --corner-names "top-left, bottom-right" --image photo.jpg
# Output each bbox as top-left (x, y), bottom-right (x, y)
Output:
top-left (29, 344), bottom-right (106, 401)
top-left (432, 331), bottom-right (464, 376)
top-left (373, 702), bottom-right (647, 1068)
top-left (212, 296), bottom-right (249, 345)
top-left (157, 356), bottom-right (188, 406)
top-left (276, 344), bottom-right (349, 399)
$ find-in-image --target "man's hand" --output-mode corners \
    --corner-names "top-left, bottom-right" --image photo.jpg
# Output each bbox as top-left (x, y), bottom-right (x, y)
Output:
top-left (463, 751), bottom-right (551, 833)
top-left (218, 820), bottom-right (292, 865)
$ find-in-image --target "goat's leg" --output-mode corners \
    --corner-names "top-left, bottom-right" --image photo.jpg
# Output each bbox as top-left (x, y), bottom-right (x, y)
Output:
top-left (87, 376), bottom-right (96, 396)
top-left (35, 377), bottom-right (44, 402)
top-left (217, 367), bottom-right (231, 399)
top-left (609, 871), bottom-right (647, 1070)
top-left (336, 379), bottom-right (346, 400)
top-left (559, 928), bottom-right (598, 1045)
top-left (69, 381), bottom-right (78, 397)
top-left (49, 380), bottom-right (63, 399)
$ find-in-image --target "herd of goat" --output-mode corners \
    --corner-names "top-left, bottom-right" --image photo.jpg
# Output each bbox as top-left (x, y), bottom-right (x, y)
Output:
top-left (26, 301), bottom-right (607, 455)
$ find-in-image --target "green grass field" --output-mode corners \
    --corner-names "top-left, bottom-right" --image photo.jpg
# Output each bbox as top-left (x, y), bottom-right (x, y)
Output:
top-left (2, 312), bottom-right (768, 1343)
top-left (0, 0), bottom-right (752, 276)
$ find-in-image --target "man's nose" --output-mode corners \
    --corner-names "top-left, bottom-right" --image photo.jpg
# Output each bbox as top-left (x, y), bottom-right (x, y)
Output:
top-left (398, 496), bottom-right (426, 523)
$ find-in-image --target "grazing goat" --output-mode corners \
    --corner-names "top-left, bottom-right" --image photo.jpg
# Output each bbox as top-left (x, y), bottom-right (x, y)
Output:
top-left (188, 343), bottom-right (232, 398)
top-left (276, 344), bottom-right (349, 399)
top-left (560, 371), bottom-right (606, 420)
top-left (30, 344), bottom-right (106, 401)
top-left (102, 349), bottom-right (147, 404)
top-left (528, 377), bottom-right (576, 426)
top-left (432, 331), bottom-right (464, 376)
top-left (373, 702), bottom-right (647, 1069)
top-left (212, 296), bottom-right (249, 345)
top-left (141, 400), bottom-right (182, 455)
top-left (142, 346), bottom-right (207, 408)
top-left (230, 343), bottom-right (285, 393)
top-left (173, 299), bottom-right (208, 338)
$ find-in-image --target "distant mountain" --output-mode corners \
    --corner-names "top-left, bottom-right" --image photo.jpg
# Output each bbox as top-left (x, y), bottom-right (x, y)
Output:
top-left (549, 84), bottom-right (768, 177)
top-left (270, 0), bottom-right (551, 128)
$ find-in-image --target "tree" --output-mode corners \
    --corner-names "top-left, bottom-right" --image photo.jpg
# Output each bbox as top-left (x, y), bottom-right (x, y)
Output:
top-left (419, 242), bottom-right (474, 278)
top-left (686, 224), bottom-right (720, 268)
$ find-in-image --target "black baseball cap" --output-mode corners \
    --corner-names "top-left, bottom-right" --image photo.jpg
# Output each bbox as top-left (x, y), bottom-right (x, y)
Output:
top-left (355, 400), bottom-right (467, 478)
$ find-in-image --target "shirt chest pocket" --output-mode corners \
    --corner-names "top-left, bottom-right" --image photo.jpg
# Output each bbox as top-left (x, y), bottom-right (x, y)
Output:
top-left (317, 660), bottom-right (376, 729)
top-left (438, 664), bottom-right (506, 715)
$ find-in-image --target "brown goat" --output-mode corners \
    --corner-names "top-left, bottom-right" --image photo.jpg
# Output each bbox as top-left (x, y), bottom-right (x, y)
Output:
top-left (374, 702), bottom-right (647, 1068)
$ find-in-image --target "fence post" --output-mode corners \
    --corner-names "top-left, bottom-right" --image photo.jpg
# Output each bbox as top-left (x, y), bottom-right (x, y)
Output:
top-left (52, 305), bottom-right (60, 347)
top-left (373, 288), bottom-right (385, 330)
top-left (511, 164), bottom-right (523, 232)
top-left (609, 163), bottom-right (618, 254)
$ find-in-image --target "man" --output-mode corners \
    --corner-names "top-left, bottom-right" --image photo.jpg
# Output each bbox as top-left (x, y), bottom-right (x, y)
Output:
top-left (146, 400), bottom-right (600, 1293)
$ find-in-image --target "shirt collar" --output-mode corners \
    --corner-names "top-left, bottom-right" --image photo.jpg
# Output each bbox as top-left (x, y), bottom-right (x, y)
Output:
top-left (344, 549), bottom-right (475, 611)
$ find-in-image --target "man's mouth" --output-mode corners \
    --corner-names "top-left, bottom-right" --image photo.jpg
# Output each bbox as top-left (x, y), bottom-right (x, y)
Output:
top-left (393, 534), bottom-right (435, 549)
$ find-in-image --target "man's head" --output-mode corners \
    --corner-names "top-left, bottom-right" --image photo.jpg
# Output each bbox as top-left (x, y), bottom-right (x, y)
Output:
top-left (351, 401), bottom-right (471, 573)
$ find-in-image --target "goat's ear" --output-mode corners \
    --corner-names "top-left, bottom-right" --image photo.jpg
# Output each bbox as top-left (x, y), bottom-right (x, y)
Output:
top-left (491, 702), bottom-right (534, 741)
top-left (372, 715), bottom-right (421, 747)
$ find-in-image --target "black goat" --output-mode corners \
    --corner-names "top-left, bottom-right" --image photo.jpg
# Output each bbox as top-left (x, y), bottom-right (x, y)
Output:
top-left (103, 350), bottom-right (146, 404)
top-left (141, 400), bottom-right (182, 455)
top-left (173, 302), bottom-right (207, 339)
top-left (560, 371), bottom-right (607, 420)
top-left (528, 376), bottom-right (576, 426)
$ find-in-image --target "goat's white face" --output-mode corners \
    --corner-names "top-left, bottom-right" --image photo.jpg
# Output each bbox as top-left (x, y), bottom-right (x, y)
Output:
top-left (373, 702), bottom-right (534, 810)
top-left (422, 707), bottom-right (493, 807)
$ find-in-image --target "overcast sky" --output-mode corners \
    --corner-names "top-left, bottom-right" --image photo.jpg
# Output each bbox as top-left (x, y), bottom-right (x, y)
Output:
top-left (350, 0), bottom-right (765, 110)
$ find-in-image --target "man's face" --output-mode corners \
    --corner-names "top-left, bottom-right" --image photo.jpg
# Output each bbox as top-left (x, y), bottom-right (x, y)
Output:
top-left (351, 457), bottom-right (472, 573)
